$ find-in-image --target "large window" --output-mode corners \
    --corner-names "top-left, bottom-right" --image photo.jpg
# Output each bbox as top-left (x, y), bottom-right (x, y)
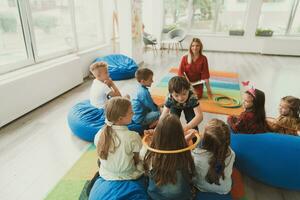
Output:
top-left (29, 0), bottom-right (75, 59)
top-left (163, 0), bottom-right (249, 34)
top-left (0, 0), bottom-right (28, 69)
top-left (164, 0), bottom-right (189, 29)
top-left (0, 0), bottom-right (105, 75)
top-left (288, 0), bottom-right (300, 35)
top-left (258, 0), bottom-right (300, 35)
top-left (190, 0), bottom-right (218, 32)
top-left (74, 0), bottom-right (104, 49)
top-left (215, 0), bottom-right (249, 32)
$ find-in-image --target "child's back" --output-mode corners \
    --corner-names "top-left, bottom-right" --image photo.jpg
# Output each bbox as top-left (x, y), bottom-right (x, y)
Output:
top-left (193, 119), bottom-right (235, 195)
top-left (144, 114), bottom-right (195, 200)
top-left (148, 170), bottom-right (192, 200)
top-left (193, 147), bottom-right (235, 194)
top-left (96, 97), bottom-right (143, 180)
top-left (99, 125), bottom-right (143, 180)
top-left (90, 79), bottom-right (111, 108)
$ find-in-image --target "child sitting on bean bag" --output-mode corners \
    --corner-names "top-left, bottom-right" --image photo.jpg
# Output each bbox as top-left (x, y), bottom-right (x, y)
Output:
top-left (227, 88), bottom-right (268, 134)
top-left (268, 96), bottom-right (300, 136)
top-left (89, 61), bottom-right (122, 109)
top-left (131, 68), bottom-right (161, 129)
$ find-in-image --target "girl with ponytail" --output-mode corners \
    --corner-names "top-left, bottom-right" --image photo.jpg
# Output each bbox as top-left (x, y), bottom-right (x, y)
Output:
top-left (95, 97), bottom-right (144, 180)
top-left (192, 119), bottom-right (235, 194)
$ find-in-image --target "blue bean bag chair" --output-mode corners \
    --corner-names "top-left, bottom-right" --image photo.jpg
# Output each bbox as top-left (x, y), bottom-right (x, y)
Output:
top-left (230, 132), bottom-right (300, 190)
top-left (196, 192), bottom-right (232, 200)
top-left (89, 176), bottom-right (148, 200)
top-left (68, 100), bottom-right (144, 142)
top-left (94, 54), bottom-right (138, 80)
top-left (67, 100), bottom-right (105, 142)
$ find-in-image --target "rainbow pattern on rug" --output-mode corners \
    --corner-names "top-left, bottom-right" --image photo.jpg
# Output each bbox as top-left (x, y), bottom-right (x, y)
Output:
top-left (45, 145), bottom-right (97, 200)
top-left (151, 67), bottom-right (244, 116)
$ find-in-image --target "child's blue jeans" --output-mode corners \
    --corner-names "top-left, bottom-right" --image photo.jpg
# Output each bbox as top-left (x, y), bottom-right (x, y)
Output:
top-left (142, 111), bottom-right (160, 126)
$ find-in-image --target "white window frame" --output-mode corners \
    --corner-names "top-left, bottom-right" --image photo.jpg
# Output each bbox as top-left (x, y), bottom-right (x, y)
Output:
top-left (163, 0), bottom-right (300, 37)
top-left (24, 0), bottom-right (77, 62)
top-left (0, 0), bottom-right (34, 74)
top-left (285, 0), bottom-right (300, 36)
top-left (0, 0), bottom-right (106, 75)
top-left (165, 0), bottom-right (250, 36)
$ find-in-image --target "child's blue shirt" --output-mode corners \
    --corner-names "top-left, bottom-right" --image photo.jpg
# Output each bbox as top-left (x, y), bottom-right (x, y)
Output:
top-left (132, 84), bottom-right (158, 124)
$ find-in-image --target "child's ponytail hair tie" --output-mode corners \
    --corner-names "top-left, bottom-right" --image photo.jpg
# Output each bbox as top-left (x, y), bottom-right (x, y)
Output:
top-left (105, 119), bottom-right (113, 126)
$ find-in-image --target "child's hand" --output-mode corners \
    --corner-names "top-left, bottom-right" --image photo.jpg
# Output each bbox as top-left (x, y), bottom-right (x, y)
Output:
top-left (183, 125), bottom-right (189, 132)
top-left (184, 129), bottom-right (197, 143)
top-left (143, 129), bottom-right (155, 144)
top-left (149, 120), bottom-right (158, 129)
top-left (144, 129), bottom-right (155, 136)
top-left (104, 78), bottom-right (114, 87)
top-left (228, 115), bottom-right (237, 123)
top-left (207, 90), bottom-right (213, 100)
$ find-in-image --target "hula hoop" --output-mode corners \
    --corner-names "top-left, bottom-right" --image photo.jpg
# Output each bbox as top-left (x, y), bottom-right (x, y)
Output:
top-left (142, 133), bottom-right (201, 154)
top-left (212, 94), bottom-right (241, 108)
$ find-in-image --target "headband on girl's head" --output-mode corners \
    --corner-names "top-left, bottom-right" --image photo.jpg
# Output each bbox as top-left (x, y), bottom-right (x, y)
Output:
top-left (242, 81), bottom-right (256, 98)
top-left (247, 87), bottom-right (256, 98)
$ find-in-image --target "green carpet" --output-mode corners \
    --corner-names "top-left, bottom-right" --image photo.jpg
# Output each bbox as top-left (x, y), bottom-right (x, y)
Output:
top-left (45, 145), bottom-right (97, 200)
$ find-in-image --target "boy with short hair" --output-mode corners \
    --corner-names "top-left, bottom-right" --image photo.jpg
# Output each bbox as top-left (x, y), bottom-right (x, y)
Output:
top-left (160, 76), bottom-right (203, 131)
top-left (89, 61), bottom-right (121, 109)
top-left (132, 68), bottom-right (160, 128)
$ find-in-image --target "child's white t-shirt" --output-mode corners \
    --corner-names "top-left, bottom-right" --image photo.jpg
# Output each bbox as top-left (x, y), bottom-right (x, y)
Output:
top-left (95, 125), bottom-right (144, 180)
top-left (192, 147), bottom-right (235, 194)
top-left (89, 79), bottom-right (111, 109)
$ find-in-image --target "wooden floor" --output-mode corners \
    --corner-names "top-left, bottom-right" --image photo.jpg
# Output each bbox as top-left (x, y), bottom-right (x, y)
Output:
top-left (0, 49), bottom-right (300, 200)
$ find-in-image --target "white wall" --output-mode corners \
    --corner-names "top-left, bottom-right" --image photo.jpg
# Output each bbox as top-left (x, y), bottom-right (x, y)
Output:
top-left (0, 56), bottom-right (82, 127)
top-left (118, 0), bottom-right (144, 64)
top-left (181, 35), bottom-right (300, 56)
top-left (118, 0), bottom-right (133, 58)
top-left (0, 45), bottom-right (114, 127)
top-left (142, 0), bottom-right (164, 43)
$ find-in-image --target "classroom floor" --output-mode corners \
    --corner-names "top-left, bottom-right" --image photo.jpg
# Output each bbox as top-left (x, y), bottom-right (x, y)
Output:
top-left (0, 49), bottom-right (300, 200)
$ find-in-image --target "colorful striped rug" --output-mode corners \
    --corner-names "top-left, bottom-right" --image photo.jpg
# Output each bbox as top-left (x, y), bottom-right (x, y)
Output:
top-left (45, 145), bottom-right (97, 200)
top-left (151, 67), bottom-right (244, 116)
top-left (45, 144), bottom-right (247, 200)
